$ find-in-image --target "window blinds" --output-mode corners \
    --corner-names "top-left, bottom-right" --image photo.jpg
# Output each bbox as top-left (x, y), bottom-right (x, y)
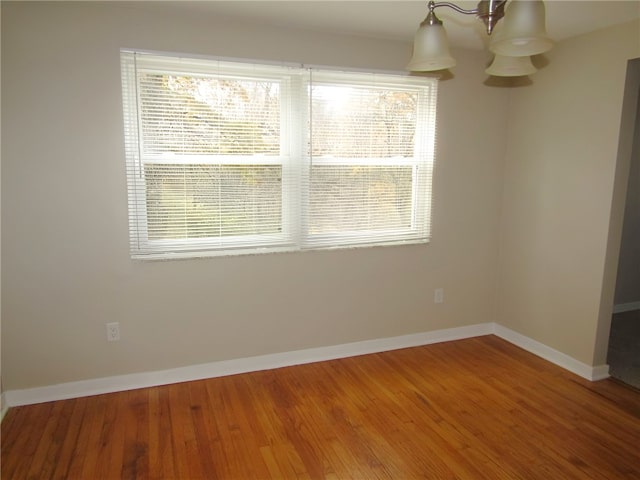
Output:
top-left (303, 72), bottom-right (435, 249)
top-left (121, 51), bottom-right (437, 259)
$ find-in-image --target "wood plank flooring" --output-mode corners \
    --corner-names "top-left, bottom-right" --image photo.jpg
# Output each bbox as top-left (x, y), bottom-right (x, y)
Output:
top-left (2, 335), bottom-right (640, 479)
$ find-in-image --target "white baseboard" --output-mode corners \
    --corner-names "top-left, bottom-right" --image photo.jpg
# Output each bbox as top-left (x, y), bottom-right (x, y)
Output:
top-left (492, 324), bottom-right (609, 381)
top-left (613, 301), bottom-right (640, 314)
top-left (3, 322), bottom-right (610, 409)
top-left (3, 323), bottom-right (494, 408)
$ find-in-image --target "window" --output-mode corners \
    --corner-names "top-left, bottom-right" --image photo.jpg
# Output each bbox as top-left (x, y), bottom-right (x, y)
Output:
top-left (121, 51), bottom-right (437, 259)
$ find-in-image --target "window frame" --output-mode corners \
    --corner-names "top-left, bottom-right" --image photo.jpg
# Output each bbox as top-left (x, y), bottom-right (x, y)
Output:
top-left (121, 51), bottom-right (437, 260)
top-left (302, 73), bottom-right (435, 249)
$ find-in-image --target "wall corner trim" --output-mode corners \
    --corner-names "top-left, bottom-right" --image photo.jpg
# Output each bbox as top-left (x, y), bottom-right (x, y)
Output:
top-left (3, 322), bottom-right (611, 408)
top-left (492, 323), bottom-right (610, 381)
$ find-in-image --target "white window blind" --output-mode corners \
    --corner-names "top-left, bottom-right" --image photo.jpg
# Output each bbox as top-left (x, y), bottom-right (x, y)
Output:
top-left (121, 51), bottom-right (437, 259)
top-left (304, 72), bottom-right (435, 249)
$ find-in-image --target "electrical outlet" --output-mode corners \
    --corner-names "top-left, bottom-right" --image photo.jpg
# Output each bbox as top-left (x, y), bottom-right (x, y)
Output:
top-left (434, 288), bottom-right (444, 304)
top-left (106, 322), bottom-right (120, 341)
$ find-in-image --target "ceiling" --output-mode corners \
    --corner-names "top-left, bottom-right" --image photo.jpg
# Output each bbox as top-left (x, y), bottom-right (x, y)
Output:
top-left (159, 0), bottom-right (640, 50)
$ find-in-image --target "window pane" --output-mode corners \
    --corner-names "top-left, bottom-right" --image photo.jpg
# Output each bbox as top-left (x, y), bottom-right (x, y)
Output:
top-left (139, 74), bottom-right (281, 156)
top-left (311, 85), bottom-right (417, 159)
top-left (309, 166), bottom-right (414, 234)
top-left (144, 164), bottom-right (282, 240)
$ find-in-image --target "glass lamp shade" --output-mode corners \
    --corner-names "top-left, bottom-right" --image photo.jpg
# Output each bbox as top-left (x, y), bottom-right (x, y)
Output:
top-left (489, 0), bottom-right (553, 57)
top-left (485, 54), bottom-right (536, 76)
top-left (406, 23), bottom-right (456, 71)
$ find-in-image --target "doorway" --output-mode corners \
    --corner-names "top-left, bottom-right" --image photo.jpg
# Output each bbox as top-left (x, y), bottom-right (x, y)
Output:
top-left (607, 74), bottom-right (640, 389)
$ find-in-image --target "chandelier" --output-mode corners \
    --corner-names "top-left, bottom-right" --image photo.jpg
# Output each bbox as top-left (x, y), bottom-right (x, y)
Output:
top-left (407, 0), bottom-right (553, 77)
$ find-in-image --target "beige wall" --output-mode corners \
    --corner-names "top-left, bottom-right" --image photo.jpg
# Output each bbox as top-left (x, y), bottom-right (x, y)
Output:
top-left (1, 2), bottom-right (507, 390)
top-left (497, 20), bottom-right (640, 365)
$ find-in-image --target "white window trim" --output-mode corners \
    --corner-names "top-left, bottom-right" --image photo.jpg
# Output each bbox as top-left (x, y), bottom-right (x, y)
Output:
top-left (121, 50), bottom-right (437, 260)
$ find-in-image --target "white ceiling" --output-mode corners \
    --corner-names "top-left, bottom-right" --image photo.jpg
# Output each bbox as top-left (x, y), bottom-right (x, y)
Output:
top-left (159, 0), bottom-right (640, 50)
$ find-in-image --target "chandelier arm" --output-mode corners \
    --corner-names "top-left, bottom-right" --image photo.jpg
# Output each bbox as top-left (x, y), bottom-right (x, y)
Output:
top-left (430, 1), bottom-right (479, 16)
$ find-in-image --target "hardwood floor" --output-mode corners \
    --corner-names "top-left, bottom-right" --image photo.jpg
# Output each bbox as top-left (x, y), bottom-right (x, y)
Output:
top-left (2, 335), bottom-right (640, 479)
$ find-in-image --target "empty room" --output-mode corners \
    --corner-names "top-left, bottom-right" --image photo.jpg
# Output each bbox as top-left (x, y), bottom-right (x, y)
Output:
top-left (1, 1), bottom-right (639, 478)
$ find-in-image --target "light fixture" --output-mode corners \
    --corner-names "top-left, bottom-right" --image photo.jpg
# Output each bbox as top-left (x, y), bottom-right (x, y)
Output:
top-left (485, 54), bottom-right (536, 76)
top-left (490, 0), bottom-right (554, 56)
top-left (406, 9), bottom-right (456, 71)
top-left (407, 0), bottom-right (553, 77)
